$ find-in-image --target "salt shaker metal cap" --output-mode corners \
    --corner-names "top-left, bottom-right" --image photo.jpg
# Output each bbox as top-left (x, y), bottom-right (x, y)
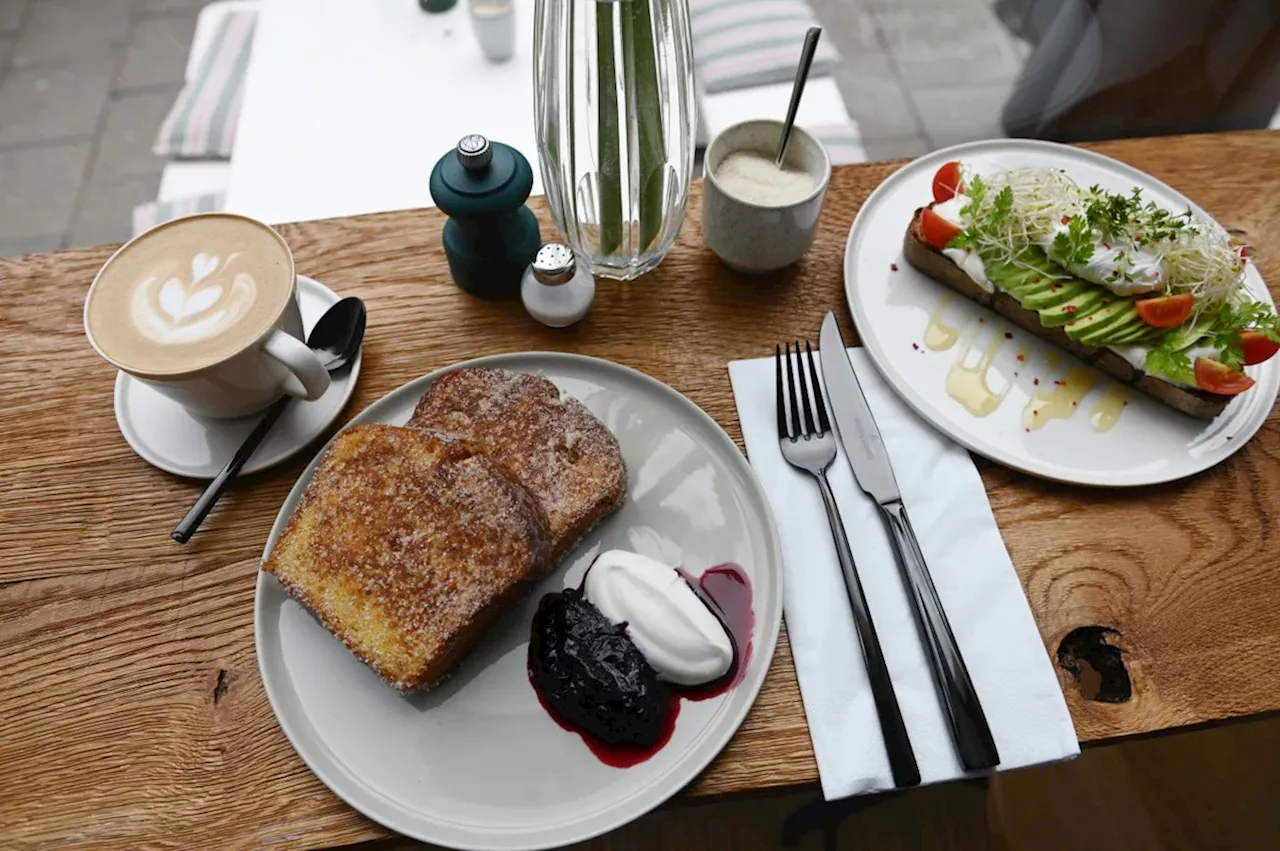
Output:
top-left (457, 134), bottom-right (493, 171)
top-left (531, 243), bottom-right (576, 286)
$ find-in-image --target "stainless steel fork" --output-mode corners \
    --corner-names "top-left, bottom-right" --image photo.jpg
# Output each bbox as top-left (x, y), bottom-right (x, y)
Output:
top-left (776, 341), bottom-right (920, 788)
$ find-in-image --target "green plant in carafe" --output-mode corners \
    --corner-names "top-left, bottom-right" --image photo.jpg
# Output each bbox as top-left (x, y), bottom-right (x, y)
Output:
top-left (534, 0), bottom-right (696, 281)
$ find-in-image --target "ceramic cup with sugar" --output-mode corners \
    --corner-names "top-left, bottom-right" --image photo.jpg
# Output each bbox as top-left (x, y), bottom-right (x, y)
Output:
top-left (84, 213), bottom-right (330, 419)
top-left (702, 119), bottom-right (831, 274)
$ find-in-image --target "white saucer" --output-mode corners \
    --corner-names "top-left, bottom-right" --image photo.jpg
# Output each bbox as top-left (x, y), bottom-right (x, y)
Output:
top-left (113, 275), bottom-right (363, 479)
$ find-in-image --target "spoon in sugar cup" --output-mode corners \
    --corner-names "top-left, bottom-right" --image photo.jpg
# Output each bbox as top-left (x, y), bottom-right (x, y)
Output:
top-left (171, 297), bottom-right (368, 543)
top-left (701, 27), bottom-right (831, 274)
top-left (775, 26), bottom-right (823, 167)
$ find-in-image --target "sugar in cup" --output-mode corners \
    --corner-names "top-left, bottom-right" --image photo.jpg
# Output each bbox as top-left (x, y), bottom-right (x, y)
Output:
top-left (702, 119), bottom-right (832, 274)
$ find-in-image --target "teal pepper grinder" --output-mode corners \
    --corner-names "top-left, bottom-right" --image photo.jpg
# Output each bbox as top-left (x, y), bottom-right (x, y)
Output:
top-left (430, 134), bottom-right (541, 300)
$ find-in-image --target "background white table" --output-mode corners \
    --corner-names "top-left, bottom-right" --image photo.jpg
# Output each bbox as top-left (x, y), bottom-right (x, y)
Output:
top-left (226, 0), bottom-right (540, 224)
top-left (222, 0), bottom-right (862, 225)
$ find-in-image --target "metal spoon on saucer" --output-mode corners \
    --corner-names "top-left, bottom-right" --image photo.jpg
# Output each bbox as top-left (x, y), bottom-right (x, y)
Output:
top-left (775, 26), bottom-right (822, 167)
top-left (171, 297), bottom-right (368, 543)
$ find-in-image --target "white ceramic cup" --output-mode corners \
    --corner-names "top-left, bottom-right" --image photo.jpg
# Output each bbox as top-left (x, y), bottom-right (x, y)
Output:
top-left (469, 0), bottom-right (516, 63)
top-left (84, 214), bottom-right (330, 419)
top-left (702, 119), bottom-right (832, 274)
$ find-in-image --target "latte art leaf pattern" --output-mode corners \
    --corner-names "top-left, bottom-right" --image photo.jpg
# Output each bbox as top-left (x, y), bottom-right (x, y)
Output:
top-left (131, 252), bottom-right (258, 345)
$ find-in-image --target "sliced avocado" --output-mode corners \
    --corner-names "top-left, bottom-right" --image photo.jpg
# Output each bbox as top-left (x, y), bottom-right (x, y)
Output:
top-left (1162, 313), bottom-right (1216, 350)
top-left (1108, 322), bottom-right (1163, 345)
top-left (1000, 273), bottom-right (1054, 298)
top-left (1040, 288), bottom-right (1105, 328)
top-left (1082, 315), bottom-right (1148, 346)
top-left (984, 260), bottom-right (1044, 296)
top-left (1022, 280), bottom-right (1091, 311)
top-left (1068, 300), bottom-right (1139, 344)
top-left (1137, 327), bottom-right (1173, 346)
top-left (982, 247), bottom-right (1062, 297)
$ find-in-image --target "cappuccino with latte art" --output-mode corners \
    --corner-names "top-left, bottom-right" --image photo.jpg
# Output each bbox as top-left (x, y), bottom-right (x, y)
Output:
top-left (85, 213), bottom-right (330, 419)
top-left (86, 215), bottom-right (293, 375)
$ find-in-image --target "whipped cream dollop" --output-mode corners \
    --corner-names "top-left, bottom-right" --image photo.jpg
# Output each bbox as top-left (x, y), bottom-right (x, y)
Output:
top-left (583, 550), bottom-right (733, 686)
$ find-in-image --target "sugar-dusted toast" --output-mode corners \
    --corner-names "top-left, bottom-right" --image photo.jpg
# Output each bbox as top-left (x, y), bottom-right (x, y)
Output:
top-left (263, 424), bottom-right (551, 691)
top-left (407, 368), bottom-right (627, 560)
top-left (903, 209), bottom-right (1231, 420)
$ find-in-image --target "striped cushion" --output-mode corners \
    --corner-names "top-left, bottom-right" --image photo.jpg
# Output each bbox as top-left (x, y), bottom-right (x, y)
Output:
top-left (807, 122), bottom-right (867, 166)
top-left (132, 194), bottom-right (227, 236)
top-left (153, 11), bottom-right (257, 159)
top-left (690, 0), bottom-right (839, 94)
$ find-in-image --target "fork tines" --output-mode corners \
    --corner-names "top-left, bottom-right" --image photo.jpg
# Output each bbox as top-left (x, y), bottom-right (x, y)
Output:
top-left (775, 341), bottom-right (830, 441)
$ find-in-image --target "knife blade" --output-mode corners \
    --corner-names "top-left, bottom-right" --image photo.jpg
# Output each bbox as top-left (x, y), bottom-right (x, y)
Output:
top-left (818, 312), bottom-right (900, 505)
top-left (817, 311), bottom-right (1001, 771)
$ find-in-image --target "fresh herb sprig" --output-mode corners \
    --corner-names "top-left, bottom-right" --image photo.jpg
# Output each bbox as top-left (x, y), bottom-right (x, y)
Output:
top-left (947, 174), bottom-right (987, 251)
top-left (1083, 186), bottom-right (1142, 237)
top-left (1082, 184), bottom-right (1198, 243)
top-left (1144, 301), bottom-right (1280, 378)
top-left (1052, 215), bottom-right (1096, 267)
top-left (1211, 301), bottom-right (1280, 371)
top-left (1144, 336), bottom-right (1196, 384)
top-left (947, 177), bottom-right (1013, 252)
top-left (990, 185), bottom-right (1013, 223)
top-left (966, 173), bottom-right (988, 207)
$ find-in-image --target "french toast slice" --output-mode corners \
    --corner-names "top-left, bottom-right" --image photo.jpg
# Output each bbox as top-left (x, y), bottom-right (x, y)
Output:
top-left (903, 209), bottom-right (1231, 420)
top-left (407, 368), bottom-right (627, 562)
top-left (263, 424), bottom-right (551, 691)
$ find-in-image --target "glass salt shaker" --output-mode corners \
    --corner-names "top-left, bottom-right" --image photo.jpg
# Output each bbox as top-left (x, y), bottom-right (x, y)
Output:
top-left (521, 243), bottom-right (595, 328)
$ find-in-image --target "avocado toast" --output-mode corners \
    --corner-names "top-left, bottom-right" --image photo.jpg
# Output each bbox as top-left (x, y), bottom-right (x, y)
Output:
top-left (905, 160), bottom-right (1278, 419)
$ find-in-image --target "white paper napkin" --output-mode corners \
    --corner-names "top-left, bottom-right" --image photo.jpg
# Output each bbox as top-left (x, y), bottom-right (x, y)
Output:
top-left (728, 348), bottom-right (1079, 800)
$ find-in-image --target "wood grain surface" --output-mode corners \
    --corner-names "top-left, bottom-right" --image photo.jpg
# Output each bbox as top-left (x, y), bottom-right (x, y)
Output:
top-left (2, 130), bottom-right (1279, 850)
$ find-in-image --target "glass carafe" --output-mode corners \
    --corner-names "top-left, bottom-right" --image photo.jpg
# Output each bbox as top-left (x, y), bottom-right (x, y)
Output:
top-left (534, 0), bottom-right (696, 280)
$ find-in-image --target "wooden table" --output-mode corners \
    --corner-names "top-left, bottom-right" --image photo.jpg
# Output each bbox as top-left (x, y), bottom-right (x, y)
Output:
top-left (3, 131), bottom-right (1280, 850)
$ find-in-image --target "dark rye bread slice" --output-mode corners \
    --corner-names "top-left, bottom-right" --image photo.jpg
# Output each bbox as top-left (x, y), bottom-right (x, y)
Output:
top-left (903, 208), bottom-right (1231, 420)
top-left (408, 368), bottom-right (628, 562)
top-left (263, 424), bottom-right (551, 692)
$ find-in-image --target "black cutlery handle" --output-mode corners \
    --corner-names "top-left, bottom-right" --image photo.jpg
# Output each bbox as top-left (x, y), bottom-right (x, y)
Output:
top-left (816, 472), bottom-right (921, 788)
top-left (881, 500), bottom-right (999, 772)
top-left (171, 397), bottom-right (290, 544)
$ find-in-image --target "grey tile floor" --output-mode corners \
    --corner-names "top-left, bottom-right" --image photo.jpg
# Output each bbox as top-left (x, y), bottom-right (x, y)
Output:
top-left (0, 0), bottom-right (214, 258)
top-left (811, 0), bottom-right (1028, 159)
top-left (0, 0), bottom-right (1027, 259)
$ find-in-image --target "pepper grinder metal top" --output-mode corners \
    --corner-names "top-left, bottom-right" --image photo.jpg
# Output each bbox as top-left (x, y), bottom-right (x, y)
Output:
top-left (531, 243), bottom-right (576, 285)
top-left (428, 132), bottom-right (541, 299)
top-left (457, 134), bottom-right (493, 172)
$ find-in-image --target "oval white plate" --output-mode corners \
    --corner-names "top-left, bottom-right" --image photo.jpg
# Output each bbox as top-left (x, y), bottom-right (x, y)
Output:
top-left (255, 353), bottom-right (783, 850)
top-left (844, 139), bottom-right (1279, 487)
top-left (114, 275), bottom-right (362, 478)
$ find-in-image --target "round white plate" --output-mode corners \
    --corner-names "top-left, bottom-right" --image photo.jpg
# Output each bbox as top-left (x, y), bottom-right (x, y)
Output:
top-left (255, 353), bottom-right (784, 850)
top-left (113, 275), bottom-right (362, 479)
top-left (844, 138), bottom-right (1279, 487)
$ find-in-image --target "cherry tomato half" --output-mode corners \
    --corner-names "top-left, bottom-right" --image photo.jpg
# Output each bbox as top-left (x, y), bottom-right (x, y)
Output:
top-left (1194, 358), bottom-right (1255, 395)
top-left (1240, 330), bottom-right (1280, 366)
top-left (921, 208), bottom-right (962, 250)
top-left (932, 161), bottom-right (964, 204)
top-left (1135, 293), bottom-right (1194, 329)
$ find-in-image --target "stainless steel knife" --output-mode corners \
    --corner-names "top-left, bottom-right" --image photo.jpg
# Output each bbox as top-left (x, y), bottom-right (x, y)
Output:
top-left (819, 311), bottom-right (1000, 772)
